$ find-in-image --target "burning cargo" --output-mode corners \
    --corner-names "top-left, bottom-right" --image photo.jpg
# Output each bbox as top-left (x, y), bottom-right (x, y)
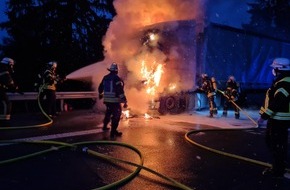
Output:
top-left (66, 20), bottom-right (207, 115)
top-left (126, 20), bottom-right (203, 114)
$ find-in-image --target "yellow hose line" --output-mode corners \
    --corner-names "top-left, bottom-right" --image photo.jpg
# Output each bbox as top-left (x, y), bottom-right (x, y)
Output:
top-left (204, 89), bottom-right (288, 171)
top-left (187, 90), bottom-right (289, 170)
top-left (0, 140), bottom-right (194, 190)
top-left (217, 89), bottom-right (258, 126)
top-left (185, 129), bottom-right (271, 168)
top-left (78, 142), bottom-right (193, 190)
top-left (0, 85), bottom-right (52, 130)
top-left (0, 140), bottom-right (72, 165)
top-left (75, 141), bottom-right (144, 190)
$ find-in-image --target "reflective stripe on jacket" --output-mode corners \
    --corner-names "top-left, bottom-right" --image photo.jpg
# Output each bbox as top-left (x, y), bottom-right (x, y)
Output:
top-left (98, 72), bottom-right (127, 103)
top-left (259, 76), bottom-right (290, 121)
top-left (42, 69), bottom-right (57, 91)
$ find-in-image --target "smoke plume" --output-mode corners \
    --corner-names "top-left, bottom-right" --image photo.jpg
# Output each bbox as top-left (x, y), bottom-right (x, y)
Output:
top-left (67, 0), bottom-right (206, 114)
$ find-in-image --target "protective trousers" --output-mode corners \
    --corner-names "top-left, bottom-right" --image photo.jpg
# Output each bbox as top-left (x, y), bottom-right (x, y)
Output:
top-left (208, 95), bottom-right (217, 116)
top-left (0, 90), bottom-right (11, 124)
top-left (223, 99), bottom-right (240, 118)
top-left (265, 119), bottom-right (289, 175)
top-left (103, 103), bottom-right (122, 132)
top-left (41, 89), bottom-right (56, 116)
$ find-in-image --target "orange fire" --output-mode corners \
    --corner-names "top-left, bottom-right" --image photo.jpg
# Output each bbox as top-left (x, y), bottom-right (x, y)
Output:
top-left (140, 60), bottom-right (164, 96)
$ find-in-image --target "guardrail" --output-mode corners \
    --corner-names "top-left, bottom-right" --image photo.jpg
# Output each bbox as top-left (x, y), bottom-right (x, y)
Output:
top-left (8, 91), bottom-right (98, 100)
top-left (8, 91), bottom-right (98, 111)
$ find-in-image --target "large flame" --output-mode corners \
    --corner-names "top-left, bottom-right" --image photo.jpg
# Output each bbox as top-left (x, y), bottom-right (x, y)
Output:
top-left (68, 0), bottom-right (206, 114)
top-left (141, 60), bottom-right (163, 96)
top-left (104, 0), bottom-right (205, 114)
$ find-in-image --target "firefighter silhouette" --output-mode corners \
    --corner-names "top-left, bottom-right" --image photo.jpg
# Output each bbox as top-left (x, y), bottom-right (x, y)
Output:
top-left (198, 73), bottom-right (218, 117)
top-left (222, 75), bottom-right (240, 119)
top-left (0, 57), bottom-right (18, 126)
top-left (98, 62), bottom-right (128, 138)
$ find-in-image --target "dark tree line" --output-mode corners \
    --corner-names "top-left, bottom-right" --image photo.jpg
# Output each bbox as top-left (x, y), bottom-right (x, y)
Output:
top-left (1, 0), bottom-right (290, 91)
top-left (0, 0), bottom-right (115, 91)
top-left (243, 0), bottom-right (290, 42)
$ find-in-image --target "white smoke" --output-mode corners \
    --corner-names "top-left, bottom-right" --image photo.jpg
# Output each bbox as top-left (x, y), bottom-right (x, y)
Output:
top-left (67, 0), bottom-right (206, 114)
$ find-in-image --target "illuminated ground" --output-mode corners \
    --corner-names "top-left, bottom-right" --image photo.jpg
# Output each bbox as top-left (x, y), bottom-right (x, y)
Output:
top-left (0, 108), bottom-right (289, 190)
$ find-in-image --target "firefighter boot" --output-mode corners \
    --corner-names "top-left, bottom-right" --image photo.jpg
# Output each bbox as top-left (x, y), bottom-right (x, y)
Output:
top-left (235, 112), bottom-right (240, 119)
top-left (102, 120), bottom-right (110, 131)
top-left (209, 110), bottom-right (214, 118)
top-left (222, 110), bottom-right (227, 117)
top-left (110, 123), bottom-right (122, 138)
top-left (102, 126), bottom-right (110, 131)
top-left (110, 130), bottom-right (122, 138)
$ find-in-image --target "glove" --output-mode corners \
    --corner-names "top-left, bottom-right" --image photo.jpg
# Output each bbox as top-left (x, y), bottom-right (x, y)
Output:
top-left (123, 103), bottom-right (128, 109)
top-left (99, 94), bottom-right (103, 100)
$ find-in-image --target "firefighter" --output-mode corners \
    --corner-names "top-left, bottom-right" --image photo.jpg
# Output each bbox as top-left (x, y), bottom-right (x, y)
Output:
top-left (222, 75), bottom-right (240, 119)
top-left (198, 73), bottom-right (218, 117)
top-left (98, 62), bottom-right (128, 138)
top-left (0, 57), bottom-right (18, 126)
top-left (258, 57), bottom-right (290, 179)
top-left (40, 61), bottom-right (59, 118)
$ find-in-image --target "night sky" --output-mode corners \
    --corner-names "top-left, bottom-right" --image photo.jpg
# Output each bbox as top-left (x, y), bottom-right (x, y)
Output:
top-left (207, 0), bottom-right (251, 28)
top-left (0, 0), bottom-right (252, 43)
top-left (0, 0), bottom-right (8, 43)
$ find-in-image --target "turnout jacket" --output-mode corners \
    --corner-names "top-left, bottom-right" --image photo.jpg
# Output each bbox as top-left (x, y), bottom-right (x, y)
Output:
top-left (200, 76), bottom-right (217, 97)
top-left (98, 72), bottom-right (127, 103)
top-left (225, 80), bottom-right (239, 101)
top-left (259, 75), bottom-right (290, 121)
top-left (0, 70), bottom-right (15, 91)
top-left (43, 69), bottom-right (57, 91)
top-left (0, 68), bottom-right (16, 120)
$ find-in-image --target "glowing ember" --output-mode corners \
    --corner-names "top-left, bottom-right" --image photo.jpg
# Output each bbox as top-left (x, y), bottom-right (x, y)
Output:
top-left (122, 110), bottom-right (130, 119)
top-left (149, 33), bottom-right (156, 41)
top-left (168, 83), bottom-right (177, 91)
top-left (144, 113), bottom-right (153, 119)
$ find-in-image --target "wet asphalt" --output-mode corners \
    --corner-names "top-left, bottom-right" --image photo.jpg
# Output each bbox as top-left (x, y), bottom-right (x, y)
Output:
top-left (0, 109), bottom-right (290, 190)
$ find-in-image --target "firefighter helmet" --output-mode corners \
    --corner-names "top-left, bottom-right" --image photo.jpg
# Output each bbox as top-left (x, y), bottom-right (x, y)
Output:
top-left (201, 73), bottom-right (208, 78)
top-left (228, 75), bottom-right (235, 81)
top-left (270, 58), bottom-right (290, 71)
top-left (47, 61), bottom-right (57, 69)
top-left (1, 57), bottom-right (14, 66)
top-left (107, 62), bottom-right (118, 72)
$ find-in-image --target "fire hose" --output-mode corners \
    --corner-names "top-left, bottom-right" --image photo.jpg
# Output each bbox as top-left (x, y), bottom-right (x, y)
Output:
top-left (0, 140), bottom-right (193, 190)
top-left (185, 89), bottom-right (290, 174)
top-left (217, 89), bottom-right (258, 126)
top-left (0, 85), bottom-right (52, 130)
top-left (0, 84), bottom-right (193, 189)
top-left (2, 87), bottom-right (289, 189)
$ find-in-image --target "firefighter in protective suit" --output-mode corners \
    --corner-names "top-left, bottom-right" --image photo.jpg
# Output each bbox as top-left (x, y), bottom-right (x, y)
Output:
top-left (198, 73), bottom-right (218, 117)
top-left (98, 63), bottom-right (128, 138)
top-left (0, 57), bottom-right (18, 126)
top-left (222, 75), bottom-right (240, 119)
top-left (258, 58), bottom-right (290, 179)
top-left (40, 61), bottom-right (59, 118)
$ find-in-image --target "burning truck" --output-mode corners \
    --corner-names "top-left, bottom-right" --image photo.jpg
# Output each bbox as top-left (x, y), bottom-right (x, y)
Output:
top-left (66, 20), bottom-right (208, 116)
top-left (122, 20), bottom-right (204, 115)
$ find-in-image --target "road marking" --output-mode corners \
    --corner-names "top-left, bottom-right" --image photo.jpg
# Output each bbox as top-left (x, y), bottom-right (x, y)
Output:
top-left (6, 128), bottom-right (103, 143)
